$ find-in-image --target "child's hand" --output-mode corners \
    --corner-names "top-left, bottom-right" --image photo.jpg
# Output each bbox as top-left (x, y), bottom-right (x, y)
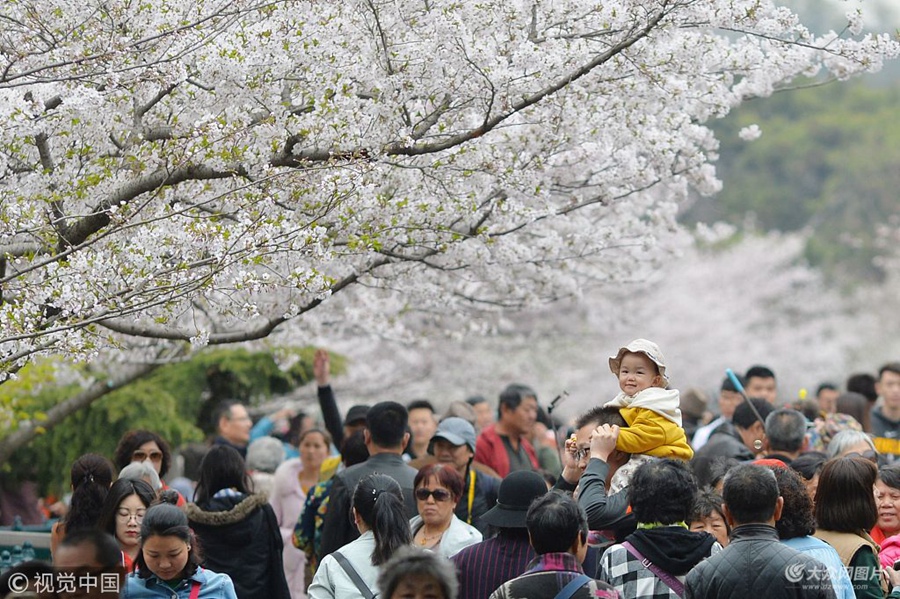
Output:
top-left (562, 434), bottom-right (579, 469)
top-left (590, 424), bottom-right (620, 462)
top-left (560, 434), bottom-right (582, 484)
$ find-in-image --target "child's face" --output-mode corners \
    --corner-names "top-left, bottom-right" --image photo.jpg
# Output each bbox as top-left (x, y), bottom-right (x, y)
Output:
top-left (617, 352), bottom-right (663, 395)
top-left (690, 512), bottom-right (730, 547)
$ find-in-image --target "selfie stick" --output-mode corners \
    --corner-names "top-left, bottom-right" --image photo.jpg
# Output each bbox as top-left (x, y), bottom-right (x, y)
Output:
top-left (725, 368), bottom-right (767, 426)
top-left (546, 391), bottom-right (569, 463)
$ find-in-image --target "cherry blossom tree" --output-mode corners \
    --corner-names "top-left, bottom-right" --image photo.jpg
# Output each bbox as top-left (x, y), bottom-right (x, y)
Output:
top-left (0, 0), bottom-right (897, 453)
top-left (322, 230), bottom-right (880, 419)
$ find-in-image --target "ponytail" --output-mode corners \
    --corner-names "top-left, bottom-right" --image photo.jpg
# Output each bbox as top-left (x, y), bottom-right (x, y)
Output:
top-left (352, 474), bottom-right (412, 565)
top-left (370, 486), bottom-right (411, 565)
top-left (65, 454), bottom-right (114, 533)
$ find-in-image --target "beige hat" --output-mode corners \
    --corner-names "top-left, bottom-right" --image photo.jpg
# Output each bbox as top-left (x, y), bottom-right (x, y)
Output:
top-left (608, 339), bottom-right (668, 383)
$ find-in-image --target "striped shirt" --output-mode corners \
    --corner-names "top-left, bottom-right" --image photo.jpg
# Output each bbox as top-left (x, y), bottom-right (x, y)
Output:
top-left (452, 532), bottom-right (535, 599)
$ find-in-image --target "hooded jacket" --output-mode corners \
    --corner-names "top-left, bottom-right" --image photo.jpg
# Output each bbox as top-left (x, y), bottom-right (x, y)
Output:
top-left (186, 493), bottom-right (290, 599)
top-left (599, 526), bottom-right (718, 598)
top-left (605, 388), bottom-right (693, 460)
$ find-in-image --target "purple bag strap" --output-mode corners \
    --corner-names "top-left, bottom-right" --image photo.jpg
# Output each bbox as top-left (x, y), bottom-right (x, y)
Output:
top-left (622, 540), bottom-right (684, 598)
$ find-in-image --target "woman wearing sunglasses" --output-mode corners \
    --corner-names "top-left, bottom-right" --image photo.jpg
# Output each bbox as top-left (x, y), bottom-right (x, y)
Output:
top-left (410, 464), bottom-right (482, 558)
top-left (114, 430), bottom-right (186, 505)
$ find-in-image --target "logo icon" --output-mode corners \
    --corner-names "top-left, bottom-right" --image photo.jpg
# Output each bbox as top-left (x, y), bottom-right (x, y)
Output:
top-left (785, 562), bottom-right (806, 583)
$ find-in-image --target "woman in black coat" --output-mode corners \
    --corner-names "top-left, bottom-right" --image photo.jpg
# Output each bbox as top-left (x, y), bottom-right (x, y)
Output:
top-left (185, 445), bottom-right (290, 599)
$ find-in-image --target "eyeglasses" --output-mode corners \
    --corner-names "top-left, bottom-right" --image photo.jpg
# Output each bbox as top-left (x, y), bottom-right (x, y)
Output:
top-left (116, 509), bottom-right (146, 522)
top-left (415, 488), bottom-right (452, 502)
top-left (133, 450), bottom-right (163, 462)
top-left (573, 447), bottom-right (590, 463)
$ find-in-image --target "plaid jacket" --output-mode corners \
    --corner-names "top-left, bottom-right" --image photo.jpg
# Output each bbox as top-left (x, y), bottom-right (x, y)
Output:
top-left (599, 540), bottom-right (721, 599)
top-left (489, 553), bottom-right (620, 599)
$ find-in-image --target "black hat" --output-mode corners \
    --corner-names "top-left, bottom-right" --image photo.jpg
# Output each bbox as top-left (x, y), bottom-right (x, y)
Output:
top-left (481, 470), bottom-right (548, 528)
top-left (345, 405), bottom-right (370, 425)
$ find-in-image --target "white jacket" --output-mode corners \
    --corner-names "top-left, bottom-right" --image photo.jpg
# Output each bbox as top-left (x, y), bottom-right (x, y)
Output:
top-left (308, 531), bottom-right (380, 599)
top-left (409, 514), bottom-right (482, 558)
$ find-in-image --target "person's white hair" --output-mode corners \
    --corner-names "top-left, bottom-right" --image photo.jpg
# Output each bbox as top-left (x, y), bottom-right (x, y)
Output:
top-left (377, 545), bottom-right (459, 599)
top-left (118, 461), bottom-right (162, 490)
top-left (246, 437), bottom-right (286, 474)
top-left (826, 429), bottom-right (876, 459)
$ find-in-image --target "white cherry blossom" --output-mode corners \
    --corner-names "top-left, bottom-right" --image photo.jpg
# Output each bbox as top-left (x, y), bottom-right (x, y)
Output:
top-left (0, 0), bottom-right (897, 381)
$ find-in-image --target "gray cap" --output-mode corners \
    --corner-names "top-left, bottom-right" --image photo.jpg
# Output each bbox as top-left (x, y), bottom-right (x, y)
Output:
top-left (427, 417), bottom-right (477, 454)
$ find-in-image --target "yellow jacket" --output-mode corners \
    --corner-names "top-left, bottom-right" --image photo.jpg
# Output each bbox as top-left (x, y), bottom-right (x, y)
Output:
top-left (617, 406), bottom-right (694, 460)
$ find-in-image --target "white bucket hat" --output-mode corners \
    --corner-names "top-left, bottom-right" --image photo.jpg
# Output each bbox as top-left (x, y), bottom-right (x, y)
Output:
top-left (608, 339), bottom-right (668, 384)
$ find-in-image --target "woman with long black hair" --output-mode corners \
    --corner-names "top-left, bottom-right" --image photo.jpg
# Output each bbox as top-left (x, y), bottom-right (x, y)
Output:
top-left (50, 453), bottom-right (114, 557)
top-left (308, 473), bottom-right (412, 599)
top-left (97, 478), bottom-right (156, 571)
top-left (185, 445), bottom-right (289, 599)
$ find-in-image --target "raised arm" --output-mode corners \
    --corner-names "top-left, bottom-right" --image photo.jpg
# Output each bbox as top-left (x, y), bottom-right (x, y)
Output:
top-left (314, 349), bottom-right (344, 448)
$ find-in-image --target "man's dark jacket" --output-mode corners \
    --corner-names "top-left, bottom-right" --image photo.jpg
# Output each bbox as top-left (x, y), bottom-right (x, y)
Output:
top-left (555, 458), bottom-right (634, 538)
top-left (317, 452), bottom-right (418, 559)
top-left (456, 467), bottom-right (499, 535)
top-left (685, 524), bottom-right (836, 599)
top-left (690, 431), bottom-right (754, 487)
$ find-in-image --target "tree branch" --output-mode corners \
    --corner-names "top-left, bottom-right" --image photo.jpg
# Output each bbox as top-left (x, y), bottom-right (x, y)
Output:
top-left (0, 361), bottom-right (161, 464)
top-left (62, 163), bottom-right (248, 247)
top-left (270, 8), bottom-right (667, 168)
top-left (95, 259), bottom-right (389, 342)
top-left (411, 93), bottom-right (452, 141)
top-left (0, 242), bottom-right (44, 258)
top-left (135, 83), bottom-right (179, 119)
top-left (383, 8), bottom-right (668, 157)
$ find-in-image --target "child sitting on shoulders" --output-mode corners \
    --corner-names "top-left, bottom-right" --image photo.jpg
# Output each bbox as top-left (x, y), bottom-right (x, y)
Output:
top-left (604, 339), bottom-right (693, 460)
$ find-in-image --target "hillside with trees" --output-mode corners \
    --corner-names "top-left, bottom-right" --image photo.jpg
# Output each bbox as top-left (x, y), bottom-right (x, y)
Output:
top-left (681, 79), bottom-right (900, 283)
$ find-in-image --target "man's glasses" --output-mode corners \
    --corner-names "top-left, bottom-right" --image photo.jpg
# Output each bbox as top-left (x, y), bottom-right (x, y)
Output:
top-left (573, 447), bottom-right (590, 463)
top-left (132, 450), bottom-right (163, 462)
top-left (415, 488), bottom-right (452, 502)
top-left (116, 509), bottom-right (146, 523)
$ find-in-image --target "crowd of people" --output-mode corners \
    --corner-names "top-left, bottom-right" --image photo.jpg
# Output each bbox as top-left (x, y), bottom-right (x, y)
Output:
top-left (4, 343), bottom-right (900, 599)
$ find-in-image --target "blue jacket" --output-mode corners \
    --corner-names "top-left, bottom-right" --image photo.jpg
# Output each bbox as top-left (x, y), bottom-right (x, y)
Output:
top-left (123, 567), bottom-right (237, 599)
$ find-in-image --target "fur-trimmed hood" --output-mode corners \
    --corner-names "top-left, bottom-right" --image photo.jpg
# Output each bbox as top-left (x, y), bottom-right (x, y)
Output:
top-left (185, 492), bottom-right (269, 526)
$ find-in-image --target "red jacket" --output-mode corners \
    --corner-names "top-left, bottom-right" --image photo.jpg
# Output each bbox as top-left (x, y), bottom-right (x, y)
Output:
top-left (475, 424), bottom-right (539, 478)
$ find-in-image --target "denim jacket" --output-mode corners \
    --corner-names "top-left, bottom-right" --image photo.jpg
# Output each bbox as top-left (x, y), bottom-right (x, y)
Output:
top-left (123, 567), bottom-right (237, 599)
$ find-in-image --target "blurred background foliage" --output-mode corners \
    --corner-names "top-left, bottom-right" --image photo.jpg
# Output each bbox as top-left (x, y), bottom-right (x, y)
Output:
top-left (0, 346), bottom-right (345, 496)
